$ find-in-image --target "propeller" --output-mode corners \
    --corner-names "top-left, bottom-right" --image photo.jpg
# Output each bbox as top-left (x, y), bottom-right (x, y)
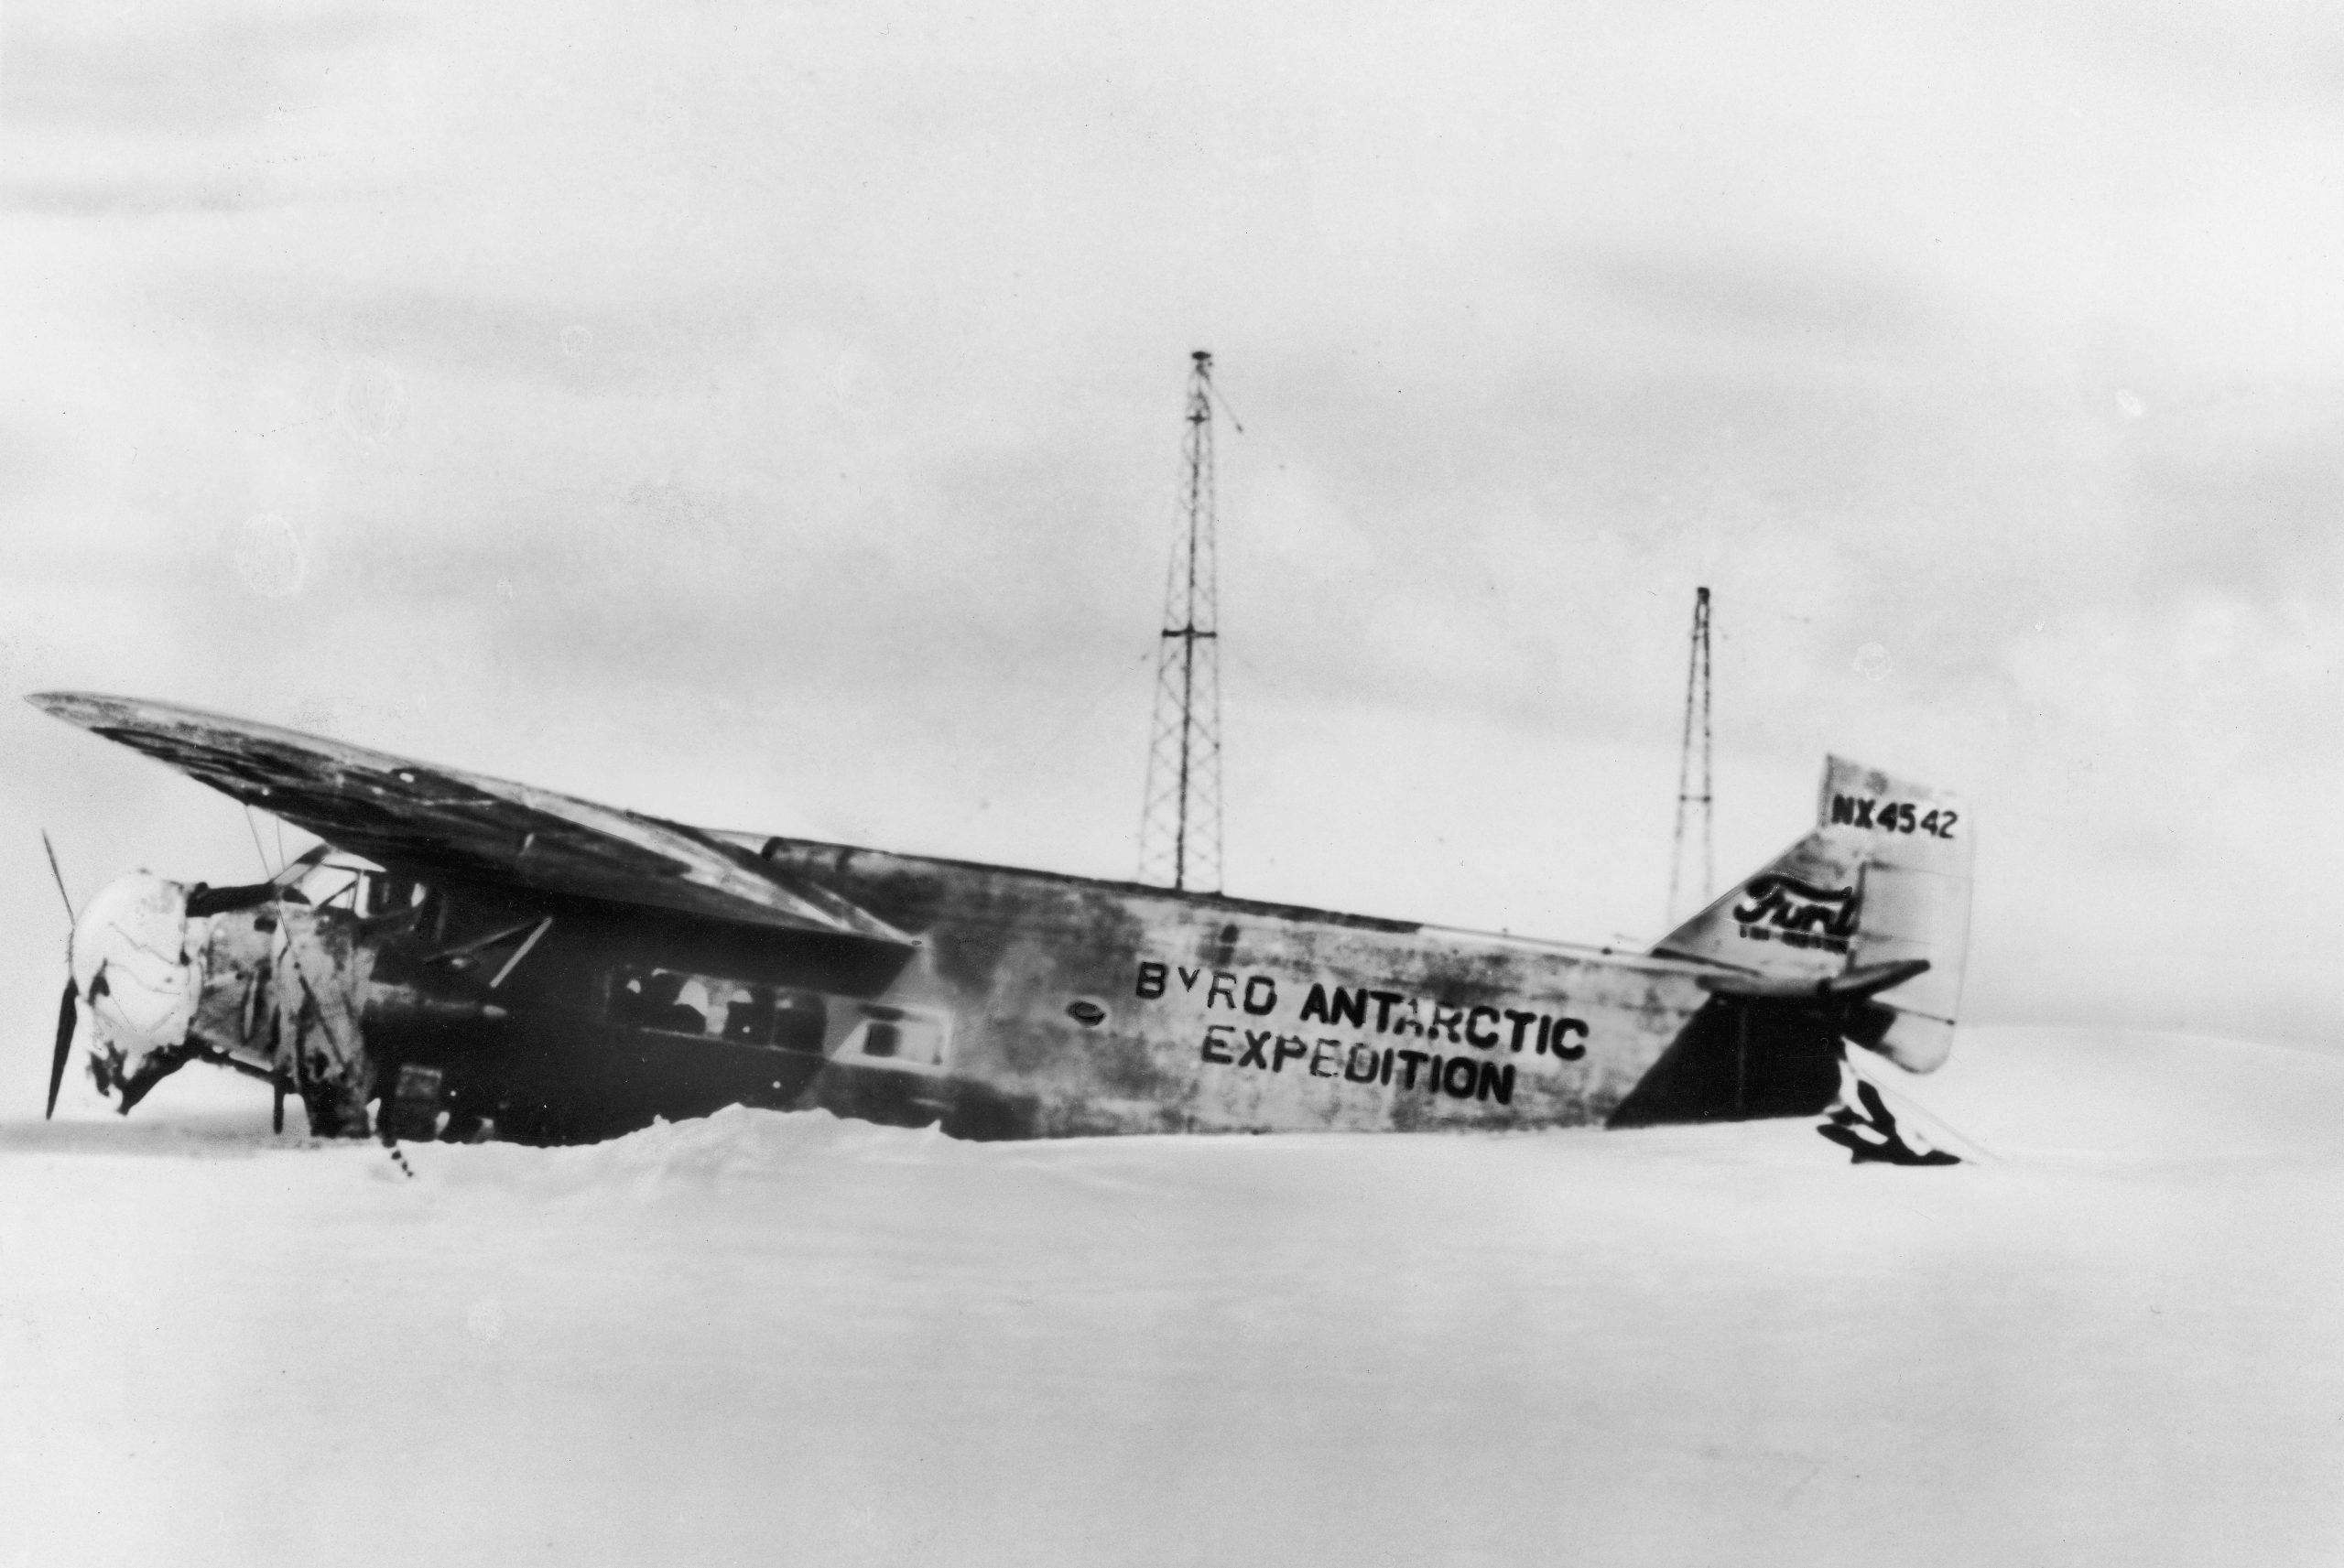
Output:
top-left (41, 830), bottom-right (79, 1120)
top-left (45, 977), bottom-right (76, 1120)
top-left (41, 830), bottom-right (76, 923)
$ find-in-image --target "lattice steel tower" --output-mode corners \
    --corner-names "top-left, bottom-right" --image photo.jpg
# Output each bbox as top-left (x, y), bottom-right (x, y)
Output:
top-left (1138, 351), bottom-right (1225, 892)
top-left (1666, 586), bottom-right (1714, 925)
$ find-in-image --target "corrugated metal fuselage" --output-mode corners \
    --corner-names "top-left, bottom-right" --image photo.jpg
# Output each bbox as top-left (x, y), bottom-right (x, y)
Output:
top-left (678, 834), bottom-right (1727, 1141)
top-left (167, 836), bottom-right (1835, 1146)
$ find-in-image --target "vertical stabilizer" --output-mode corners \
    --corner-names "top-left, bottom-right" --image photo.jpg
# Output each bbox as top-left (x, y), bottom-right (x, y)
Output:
top-left (1651, 757), bottom-right (1971, 1072)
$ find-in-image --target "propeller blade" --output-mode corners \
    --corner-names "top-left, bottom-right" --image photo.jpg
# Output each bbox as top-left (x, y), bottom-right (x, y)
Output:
top-left (40, 830), bottom-right (75, 924)
top-left (45, 979), bottom-right (77, 1119)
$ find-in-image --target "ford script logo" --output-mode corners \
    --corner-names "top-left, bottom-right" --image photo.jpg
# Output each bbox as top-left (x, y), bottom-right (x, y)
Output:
top-left (1731, 875), bottom-right (1861, 941)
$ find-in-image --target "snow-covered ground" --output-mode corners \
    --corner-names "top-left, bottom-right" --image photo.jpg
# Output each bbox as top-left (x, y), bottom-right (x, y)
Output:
top-left (6, 1026), bottom-right (2343, 1567)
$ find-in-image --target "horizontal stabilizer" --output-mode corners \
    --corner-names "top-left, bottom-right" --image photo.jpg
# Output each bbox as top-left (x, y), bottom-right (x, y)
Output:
top-left (1698, 957), bottom-right (1931, 1002)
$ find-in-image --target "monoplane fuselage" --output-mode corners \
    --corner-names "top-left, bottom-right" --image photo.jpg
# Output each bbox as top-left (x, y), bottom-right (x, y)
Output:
top-left (33, 693), bottom-right (1971, 1145)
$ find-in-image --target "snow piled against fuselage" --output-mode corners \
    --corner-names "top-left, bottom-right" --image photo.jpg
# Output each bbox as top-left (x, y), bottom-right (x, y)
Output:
top-left (429, 1104), bottom-right (985, 1194)
top-left (6, 1025), bottom-right (2344, 1568)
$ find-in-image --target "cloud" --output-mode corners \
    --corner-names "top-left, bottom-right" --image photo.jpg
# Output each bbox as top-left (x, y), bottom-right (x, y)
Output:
top-left (1579, 250), bottom-right (1936, 351)
top-left (0, 9), bottom-right (386, 135)
top-left (2121, 385), bottom-right (2344, 602)
top-left (171, 276), bottom-right (762, 390)
top-left (0, 179), bottom-right (276, 215)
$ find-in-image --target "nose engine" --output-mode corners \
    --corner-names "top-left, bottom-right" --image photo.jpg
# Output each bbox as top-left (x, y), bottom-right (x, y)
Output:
top-left (57, 867), bottom-right (376, 1129)
top-left (51, 862), bottom-right (515, 1136)
top-left (68, 871), bottom-right (205, 1111)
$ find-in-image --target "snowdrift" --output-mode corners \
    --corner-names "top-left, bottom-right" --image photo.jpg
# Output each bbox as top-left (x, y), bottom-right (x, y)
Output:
top-left (1920, 1024), bottom-right (2344, 1161)
top-left (5, 1025), bottom-right (2343, 1568)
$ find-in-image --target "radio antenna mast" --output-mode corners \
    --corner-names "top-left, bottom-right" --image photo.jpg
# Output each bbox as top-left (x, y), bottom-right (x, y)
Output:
top-left (1666, 586), bottom-right (1714, 925)
top-left (1138, 351), bottom-right (1226, 892)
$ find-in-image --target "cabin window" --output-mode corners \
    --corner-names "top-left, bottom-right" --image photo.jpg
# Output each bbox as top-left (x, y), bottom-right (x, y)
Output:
top-left (609, 967), bottom-right (827, 1051)
top-left (776, 993), bottom-right (826, 1054)
top-left (840, 1003), bottom-right (950, 1071)
top-left (609, 968), bottom-right (715, 1035)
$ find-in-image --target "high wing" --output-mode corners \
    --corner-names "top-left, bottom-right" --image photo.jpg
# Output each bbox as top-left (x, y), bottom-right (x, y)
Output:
top-left (29, 692), bottom-right (913, 947)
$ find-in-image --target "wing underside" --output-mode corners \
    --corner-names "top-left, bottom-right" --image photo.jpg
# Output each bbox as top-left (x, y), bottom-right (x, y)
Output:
top-left (29, 692), bottom-right (911, 947)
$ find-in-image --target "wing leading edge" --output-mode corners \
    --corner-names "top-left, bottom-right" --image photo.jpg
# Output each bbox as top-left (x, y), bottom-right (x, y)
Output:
top-left (28, 692), bottom-right (913, 947)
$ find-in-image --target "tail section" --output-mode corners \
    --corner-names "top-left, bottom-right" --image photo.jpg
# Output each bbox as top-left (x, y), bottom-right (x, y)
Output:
top-left (1652, 757), bottom-right (1971, 1073)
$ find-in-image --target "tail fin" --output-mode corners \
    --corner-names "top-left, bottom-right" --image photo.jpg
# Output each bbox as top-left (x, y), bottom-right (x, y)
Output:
top-left (1651, 757), bottom-right (1972, 1072)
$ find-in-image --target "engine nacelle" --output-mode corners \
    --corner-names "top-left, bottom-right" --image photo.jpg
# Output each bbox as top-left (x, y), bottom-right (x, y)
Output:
top-left (70, 872), bottom-right (204, 1106)
top-left (67, 866), bottom-right (513, 1133)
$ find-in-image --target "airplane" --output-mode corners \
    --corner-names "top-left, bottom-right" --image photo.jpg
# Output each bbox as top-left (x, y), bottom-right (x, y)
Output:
top-left (29, 692), bottom-right (1972, 1147)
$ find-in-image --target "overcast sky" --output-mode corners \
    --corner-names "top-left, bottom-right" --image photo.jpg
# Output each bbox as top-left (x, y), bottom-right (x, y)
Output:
top-left (4, 0), bottom-right (2341, 1103)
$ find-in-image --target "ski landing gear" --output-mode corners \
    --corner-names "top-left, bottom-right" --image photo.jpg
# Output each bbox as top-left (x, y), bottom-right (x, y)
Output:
top-left (1817, 1055), bottom-right (1962, 1165)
